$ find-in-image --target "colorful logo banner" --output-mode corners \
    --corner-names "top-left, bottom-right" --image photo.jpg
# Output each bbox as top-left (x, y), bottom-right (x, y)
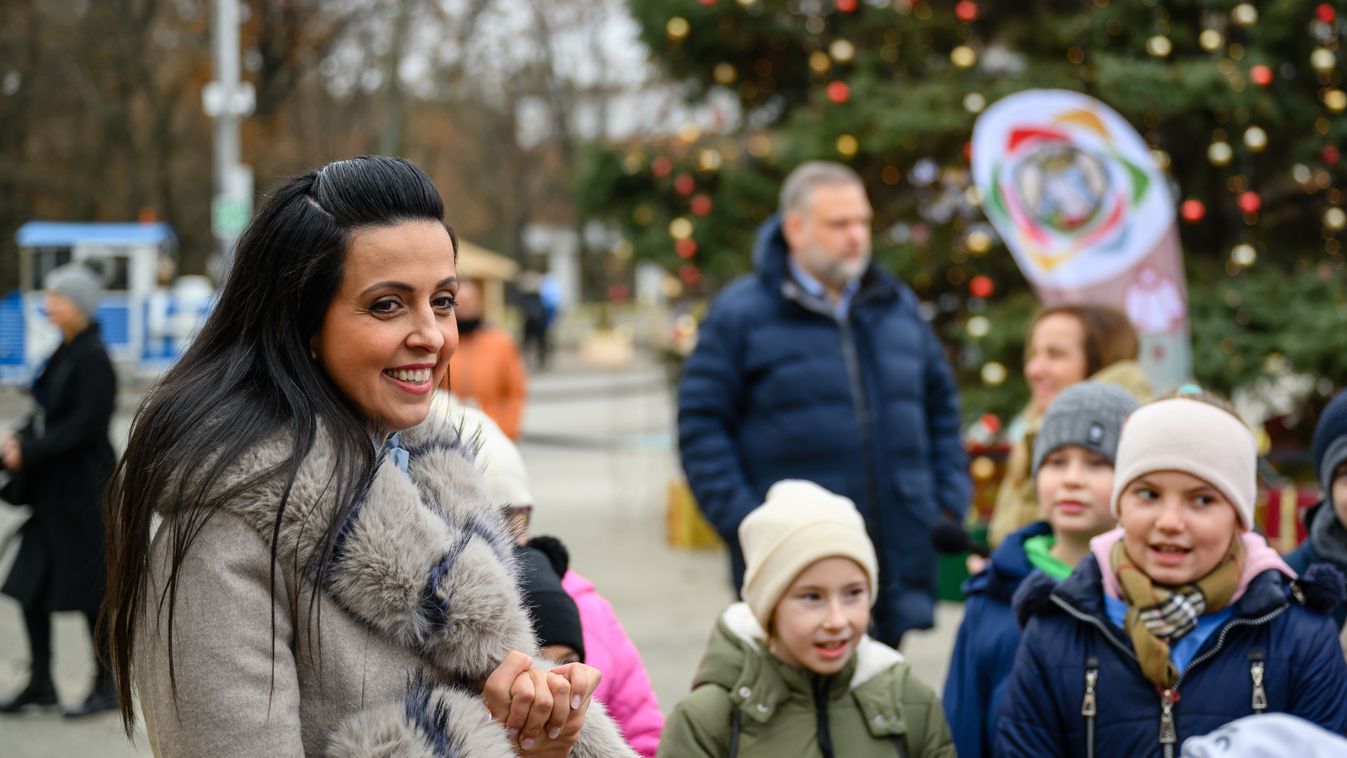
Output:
top-left (972, 89), bottom-right (1190, 392)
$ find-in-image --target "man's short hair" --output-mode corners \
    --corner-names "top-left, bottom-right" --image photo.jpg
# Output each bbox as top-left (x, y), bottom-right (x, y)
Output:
top-left (779, 161), bottom-right (865, 215)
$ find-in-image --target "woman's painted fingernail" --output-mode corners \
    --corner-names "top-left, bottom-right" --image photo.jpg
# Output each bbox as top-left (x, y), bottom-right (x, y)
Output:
top-left (548, 727), bottom-right (561, 739)
top-left (521, 738), bottom-right (535, 750)
top-left (571, 695), bottom-right (582, 710)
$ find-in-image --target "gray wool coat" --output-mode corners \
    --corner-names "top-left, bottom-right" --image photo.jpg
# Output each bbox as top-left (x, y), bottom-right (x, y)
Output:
top-left (135, 396), bottom-right (638, 757)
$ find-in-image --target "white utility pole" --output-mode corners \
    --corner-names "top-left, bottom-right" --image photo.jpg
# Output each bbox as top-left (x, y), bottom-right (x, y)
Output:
top-left (203, 0), bottom-right (255, 281)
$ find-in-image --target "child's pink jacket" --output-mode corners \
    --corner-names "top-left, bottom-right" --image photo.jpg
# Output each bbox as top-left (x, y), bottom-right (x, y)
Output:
top-left (562, 570), bottom-right (665, 757)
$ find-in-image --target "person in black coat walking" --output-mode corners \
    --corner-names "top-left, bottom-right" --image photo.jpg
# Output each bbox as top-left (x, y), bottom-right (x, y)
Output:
top-left (1, 263), bottom-right (118, 717)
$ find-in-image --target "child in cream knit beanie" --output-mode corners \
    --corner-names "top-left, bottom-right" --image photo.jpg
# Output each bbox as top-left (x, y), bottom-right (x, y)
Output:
top-left (738, 479), bottom-right (879, 628)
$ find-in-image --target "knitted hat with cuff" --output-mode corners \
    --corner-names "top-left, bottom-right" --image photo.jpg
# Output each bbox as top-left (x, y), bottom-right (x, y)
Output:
top-left (738, 480), bottom-right (878, 628)
top-left (1032, 381), bottom-right (1140, 479)
top-left (1110, 397), bottom-right (1257, 529)
top-left (1312, 390), bottom-right (1347, 505)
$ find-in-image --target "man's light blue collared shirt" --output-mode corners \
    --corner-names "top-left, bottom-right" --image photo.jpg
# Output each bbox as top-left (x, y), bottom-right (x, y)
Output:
top-left (787, 257), bottom-right (861, 320)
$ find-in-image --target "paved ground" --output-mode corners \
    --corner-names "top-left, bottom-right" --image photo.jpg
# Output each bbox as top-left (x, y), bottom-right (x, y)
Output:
top-left (0, 350), bottom-right (963, 756)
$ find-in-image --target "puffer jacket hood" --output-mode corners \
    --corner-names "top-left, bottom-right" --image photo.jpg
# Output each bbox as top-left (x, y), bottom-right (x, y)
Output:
top-left (658, 602), bottom-right (955, 758)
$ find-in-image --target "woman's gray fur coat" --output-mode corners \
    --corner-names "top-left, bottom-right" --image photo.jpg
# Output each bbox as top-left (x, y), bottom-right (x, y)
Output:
top-left (134, 394), bottom-right (638, 757)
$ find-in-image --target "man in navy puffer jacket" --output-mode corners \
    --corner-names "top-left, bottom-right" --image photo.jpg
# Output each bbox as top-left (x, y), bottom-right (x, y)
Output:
top-left (677, 161), bottom-right (970, 644)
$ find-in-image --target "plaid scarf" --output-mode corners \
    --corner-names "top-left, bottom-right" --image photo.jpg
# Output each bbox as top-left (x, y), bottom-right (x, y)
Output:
top-left (1110, 538), bottom-right (1244, 689)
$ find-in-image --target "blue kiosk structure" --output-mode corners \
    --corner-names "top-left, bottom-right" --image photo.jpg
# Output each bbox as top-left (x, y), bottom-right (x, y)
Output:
top-left (2, 221), bottom-right (212, 385)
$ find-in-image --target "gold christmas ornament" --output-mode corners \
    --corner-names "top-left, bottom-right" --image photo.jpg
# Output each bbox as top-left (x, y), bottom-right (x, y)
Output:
top-left (1325, 89), bottom-right (1347, 112)
top-left (809, 51), bottom-right (831, 74)
top-left (666, 17), bottom-right (690, 40)
top-left (713, 63), bottom-right (737, 85)
top-left (836, 134), bottom-right (859, 157)
top-left (668, 217), bottom-right (693, 240)
top-left (951, 45), bottom-right (977, 68)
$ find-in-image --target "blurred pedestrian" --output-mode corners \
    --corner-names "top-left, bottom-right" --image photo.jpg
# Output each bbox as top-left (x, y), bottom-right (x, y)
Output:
top-left (0, 263), bottom-right (118, 718)
top-left (462, 400), bottom-right (666, 756)
top-left (943, 382), bottom-right (1136, 757)
top-left (678, 160), bottom-right (971, 646)
top-left (659, 480), bottom-right (954, 758)
top-left (1286, 387), bottom-right (1347, 631)
top-left (999, 395), bottom-right (1347, 756)
top-left (101, 157), bottom-right (634, 756)
top-left (442, 278), bottom-right (528, 439)
top-left (520, 271), bottom-right (553, 371)
top-left (987, 304), bottom-right (1151, 549)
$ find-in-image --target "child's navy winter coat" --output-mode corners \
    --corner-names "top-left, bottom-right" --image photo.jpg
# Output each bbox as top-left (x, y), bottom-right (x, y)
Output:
top-left (997, 554), bottom-right (1347, 758)
top-left (944, 521), bottom-right (1052, 758)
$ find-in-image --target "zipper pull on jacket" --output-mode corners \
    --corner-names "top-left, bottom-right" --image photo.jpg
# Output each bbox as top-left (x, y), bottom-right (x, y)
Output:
top-left (1158, 688), bottom-right (1179, 745)
top-left (1249, 649), bottom-right (1268, 713)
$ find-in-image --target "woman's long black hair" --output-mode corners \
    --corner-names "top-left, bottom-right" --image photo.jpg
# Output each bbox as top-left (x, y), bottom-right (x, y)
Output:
top-left (101, 156), bottom-right (456, 734)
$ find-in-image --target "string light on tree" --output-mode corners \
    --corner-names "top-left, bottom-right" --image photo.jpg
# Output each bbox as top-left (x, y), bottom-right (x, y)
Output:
top-left (1199, 29), bottom-right (1224, 52)
top-left (829, 39), bottom-right (856, 63)
top-left (666, 17), bottom-right (690, 40)
top-left (1312, 48), bottom-right (1337, 74)
top-left (1250, 64), bottom-right (1273, 87)
top-left (1147, 35), bottom-right (1173, 58)
top-left (1324, 89), bottom-right (1347, 112)
top-left (1231, 243), bottom-right (1257, 267)
top-left (951, 45), bottom-right (977, 68)
top-left (963, 92), bottom-right (986, 113)
top-left (1237, 191), bottom-right (1261, 214)
top-left (827, 81), bottom-right (851, 103)
top-left (836, 134), bottom-right (859, 157)
top-left (1243, 126), bottom-right (1268, 152)
top-left (1326, 207), bottom-right (1347, 231)
top-left (1231, 4), bottom-right (1257, 27)
top-left (956, 1), bottom-right (979, 23)
top-left (1208, 139), bottom-right (1234, 166)
top-left (1181, 198), bottom-right (1206, 223)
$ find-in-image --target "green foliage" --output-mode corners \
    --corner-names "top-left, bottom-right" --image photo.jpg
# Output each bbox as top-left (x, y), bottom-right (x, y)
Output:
top-left (581, 0), bottom-right (1347, 434)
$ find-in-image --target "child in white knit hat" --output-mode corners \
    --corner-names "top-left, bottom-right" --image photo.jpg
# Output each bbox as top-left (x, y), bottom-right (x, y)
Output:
top-left (660, 480), bottom-right (954, 758)
top-left (1000, 394), bottom-right (1347, 757)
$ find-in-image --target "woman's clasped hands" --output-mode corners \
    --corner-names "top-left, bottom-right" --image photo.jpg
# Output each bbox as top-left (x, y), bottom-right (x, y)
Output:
top-left (483, 650), bottom-right (601, 756)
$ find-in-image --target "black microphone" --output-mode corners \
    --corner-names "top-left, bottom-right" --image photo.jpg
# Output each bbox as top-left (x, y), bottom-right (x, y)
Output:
top-left (931, 521), bottom-right (990, 559)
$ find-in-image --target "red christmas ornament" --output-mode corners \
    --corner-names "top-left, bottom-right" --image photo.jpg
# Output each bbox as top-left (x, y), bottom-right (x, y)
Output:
top-left (675, 238), bottom-right (698, 258)
top-left (1317, 3), bottom-right (1336, 24)
top-left (836, 0), bottom-right (858, 12)
top-left (826, 81), bottom-right (850, 104)
top-left (1180, 198), bottom-right (1206, 223)
top-left (1250, 64), bottom-right (1273, 87)
top-left (955, 1), bottom-right (979, 22)
top-left (679, 264), bottom-right (702, 286)
top-left (651, 156), bottom-right (673, 179)
top-left (1325, 145), bottom-right (1342, 166)
top-left (699, 0), bottom-right (716, 5)
top-left (690, 194), bottom-right (713, 216)
top-left (674, 174), bottom-right (696, 196)
top-left (1237, 191), bottom-right (1261, 214)
top-left (969, 275), bottom-right (994, 299)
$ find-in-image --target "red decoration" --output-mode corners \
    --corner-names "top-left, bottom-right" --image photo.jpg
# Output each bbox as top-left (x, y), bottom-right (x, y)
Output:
top-left (674, 174), bottom-right (696, 196)
top-left (651, 156), bottom-right (673, 179)
top-left (690, 194), bottom-right (713, 216)
top-left (1325, 146), bottom-right (1342, 166)
top-left (675, 238), bottom-right (698, 258)
top-left (955, 1), bottom-right (979, 22)
top-left (962, 141), bottom-right (972, 160)
top-left (679, 264), bottom-right (702, 286)
top-left (1180, 199), bottom-right (1206, 223)
top-left (1237, 191), bottom-right (1261, 214)
top-left (1250, 64), bottom-right (1273, 87)
top-left (969, 275), bottom-right (994, 298)
top-left (608, 284), bottom-right (629, 304)
top-left (826, 81), bottom-right (850, 104)
top-left (836, 0), bottom-right (858, 12)
top-left (1317, 3), bottom-right (1336, 24)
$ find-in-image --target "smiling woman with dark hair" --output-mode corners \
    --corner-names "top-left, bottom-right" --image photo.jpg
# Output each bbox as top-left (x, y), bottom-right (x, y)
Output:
top-left (102, 156), bottom-right (636, 757)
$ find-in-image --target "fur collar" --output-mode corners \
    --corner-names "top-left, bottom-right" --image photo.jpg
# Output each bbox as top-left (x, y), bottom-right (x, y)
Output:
top-left (177, 393), bottom-right (534, 683)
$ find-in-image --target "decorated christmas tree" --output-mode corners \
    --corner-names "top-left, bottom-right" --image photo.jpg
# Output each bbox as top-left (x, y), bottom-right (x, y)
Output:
top-left (576, 0), bottom-right (1347, 438)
